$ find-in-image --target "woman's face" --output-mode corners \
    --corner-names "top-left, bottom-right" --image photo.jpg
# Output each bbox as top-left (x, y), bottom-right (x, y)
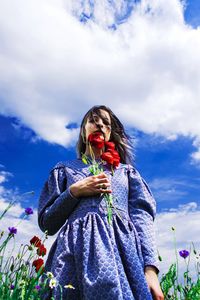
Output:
top-left (84, 109), bottom-right (111, 142)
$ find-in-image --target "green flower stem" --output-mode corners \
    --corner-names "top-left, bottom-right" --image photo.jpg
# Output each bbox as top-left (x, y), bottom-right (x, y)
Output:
top-left (0, 191), bottom-right (34, 222)
top-left (105, 194), bottom-right (113, 225)
top-left (0, 235), bottom-right (12, 252)
top-left (25, 267), bottom-right (43, 299)
top-left (172, 228), bottom-right (179, 297)
top-left (0, 195), bottom-right (54, 299)
top-left (0, 201), bottom-right (16, 221)
top-left (89, 143), bottom-right (95, 162)
top-left (14, 213), bottom-right (29, 228)
top-left (0, 234), bottom-right (13, 272)
top-left (0, 214), bottom-right (30, 272)
top-left (192, 242), bottom-right (199, 279)
top-left (85, 145), bottom-right (116, 225)
top-left (1, 236), bottom-right (16, 274)
top-left (59, 283), bottom-right (63, 300)
top-left (111, 166), bottom-right (114, 176)
top-left (186, 244), bottom-right (192, 286)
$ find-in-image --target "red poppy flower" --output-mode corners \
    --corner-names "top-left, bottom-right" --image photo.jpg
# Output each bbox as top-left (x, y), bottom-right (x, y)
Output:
top-left (101, 152), bottom-right (114, 165)
top-left (88, 132), bottom-right (105, 149)
top-left (30, 236), bottom-right (42, 248)
top-left (113, 157), bottom-right (120, 167)
top-left (105, 141), bottom-right (115, 150)
top-left (37, 244), bottom-right (47, 257)
top-left (105, 149), bottom-right (121, 167)
top-left (108, 150), bottom-right (120, 159)
top-left (32, 258), bottom-right (44, 272)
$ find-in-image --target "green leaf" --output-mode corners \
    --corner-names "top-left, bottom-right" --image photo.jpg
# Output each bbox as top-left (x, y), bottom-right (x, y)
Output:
top-left (160, 263), bottom-right (177, 296)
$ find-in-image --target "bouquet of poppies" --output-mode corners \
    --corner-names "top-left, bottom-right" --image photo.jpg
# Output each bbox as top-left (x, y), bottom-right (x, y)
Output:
top-left (82, 132), bottom-right (121, 224)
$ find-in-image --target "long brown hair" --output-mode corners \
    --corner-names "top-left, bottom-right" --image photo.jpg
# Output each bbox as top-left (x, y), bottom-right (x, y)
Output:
top-left (76, 105), bottom-right (133, 164)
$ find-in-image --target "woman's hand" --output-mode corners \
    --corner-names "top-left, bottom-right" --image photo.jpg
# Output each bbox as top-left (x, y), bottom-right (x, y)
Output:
top-left (145, 266), bottom-right (164, 300)
top-left (69, 173), bottom-right (111, 198)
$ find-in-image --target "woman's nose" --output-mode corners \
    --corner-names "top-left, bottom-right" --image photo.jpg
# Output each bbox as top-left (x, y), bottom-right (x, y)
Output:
top-left (96, 119), bottom-right (104, 129)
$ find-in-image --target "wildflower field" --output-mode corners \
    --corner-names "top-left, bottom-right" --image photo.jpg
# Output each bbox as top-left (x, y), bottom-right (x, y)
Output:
top-left (0, 199), bottom-right (74, 300)
top-left (159, 227), bottom-right (200, 299)
top-left (0, 200), bottom-right (199, 299)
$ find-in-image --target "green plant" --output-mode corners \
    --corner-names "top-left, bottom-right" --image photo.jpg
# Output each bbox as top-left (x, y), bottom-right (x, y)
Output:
top-left (0, 197), bottom-right (73, 299)
top-left (159, 228), bottom-right (200, 299)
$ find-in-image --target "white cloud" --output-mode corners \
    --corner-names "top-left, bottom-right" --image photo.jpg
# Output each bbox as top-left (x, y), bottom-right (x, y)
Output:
top-left (0, 170), bottom-right (13, 184)
top-left (149, 177), bottom-right (192, 203)
top-left (0, 0), bottom-right (200, 158)
top-left (191, 137), bottom-right (200, 166)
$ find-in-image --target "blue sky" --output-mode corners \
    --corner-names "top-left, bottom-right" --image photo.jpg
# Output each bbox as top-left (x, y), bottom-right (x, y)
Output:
top-left (184, 0), bottom-right (200, 28)
top-left (1, 114), bottom-right (199, 212)
top-left (0, 0), bottom-right (200, 276)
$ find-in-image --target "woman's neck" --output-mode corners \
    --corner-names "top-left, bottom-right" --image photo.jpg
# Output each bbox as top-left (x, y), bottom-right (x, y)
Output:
top-left (84, 145), bottom-right (104, 159)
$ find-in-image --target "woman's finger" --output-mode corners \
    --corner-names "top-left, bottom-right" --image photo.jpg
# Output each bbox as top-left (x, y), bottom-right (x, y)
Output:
top-left (97, 182), bottom-right (110, 190)
top-left (97, 178), bottom-right (110, 184)
top-left (94, 173), bottom-right (108, 179)
top-left (98, 187), bottom-right (112, 194)
top-left (96, 182), bottom-right (112, 194)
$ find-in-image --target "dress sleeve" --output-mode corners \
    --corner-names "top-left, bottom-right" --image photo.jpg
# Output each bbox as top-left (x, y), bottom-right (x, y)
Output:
top-left (38, 164), bottom-right (80, 236)
top-left (127, 166), bottom-right (159, 273)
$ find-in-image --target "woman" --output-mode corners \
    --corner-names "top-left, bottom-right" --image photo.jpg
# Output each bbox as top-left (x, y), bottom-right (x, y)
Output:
top-left (38, 105), bottom-right (164, 299)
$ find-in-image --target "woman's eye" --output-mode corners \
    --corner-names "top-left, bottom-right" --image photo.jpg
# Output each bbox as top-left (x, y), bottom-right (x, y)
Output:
top-left (93, 117), bottom-right (99, 123)
top-left (88, 116), bottom-right (110, 127)
top-left (103, 120), bottom-right (111, 127)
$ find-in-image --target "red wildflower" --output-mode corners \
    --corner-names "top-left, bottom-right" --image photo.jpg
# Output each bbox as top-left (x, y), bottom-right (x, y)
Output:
top-left (108, 149), bottom-right (120, 167)
top-left (101, 152), bottom-right (114, 165)
top-left (113, 157), bottom-right (120, 167)
top-left (105, 141), bottom-right (115, 150)
top-left (101, 147), bottom-right (121, 168)
top-left (30, 236), bottom-right (42, 248)
top-left (108, 150), bottom-right (120, 159)
top-left (32, 258), bottom-right (44, 272)
top-left (88, 132), bottom-right (105, 149)
top-left (37, 244), bottom-right (47, 257)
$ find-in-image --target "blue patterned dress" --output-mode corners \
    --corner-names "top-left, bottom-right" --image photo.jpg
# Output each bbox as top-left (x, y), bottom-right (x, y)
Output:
top-left (38, 159), bottom-right (159, 300)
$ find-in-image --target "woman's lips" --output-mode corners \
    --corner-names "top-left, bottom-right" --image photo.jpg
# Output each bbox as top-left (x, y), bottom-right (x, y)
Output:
top-left (93, 131), bottom-right (105, 139)
top-left (93, 130), bottom-right (104, 135)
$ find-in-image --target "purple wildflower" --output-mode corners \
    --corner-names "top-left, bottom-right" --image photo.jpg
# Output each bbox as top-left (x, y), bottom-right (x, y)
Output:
top-left (10, 284), bottom-right (15, 290)
top-left (179, 249), bottom-right (190, 259)
top-left (35, 285), bottom-right (41, 290)
top-left (8, 227), bottom-right (17, 235)
top-left (25, 207), bottom-right (33, 215)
